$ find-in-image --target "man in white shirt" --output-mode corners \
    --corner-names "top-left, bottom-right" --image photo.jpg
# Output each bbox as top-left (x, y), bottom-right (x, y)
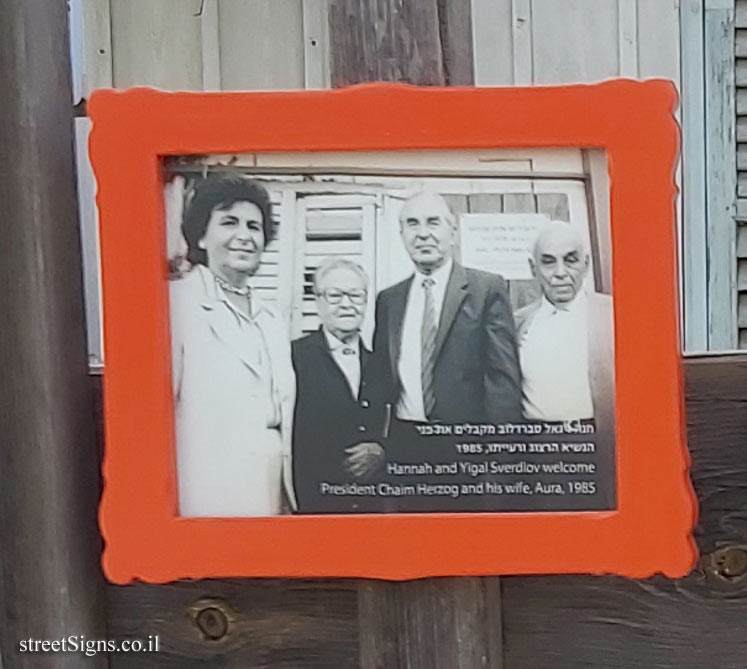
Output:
top-left (291, 258), bottom-right (386, 512)
top-left (372, 192), bottom-right (522, 425)
top-left (515, 221), bottom-right (615, 429)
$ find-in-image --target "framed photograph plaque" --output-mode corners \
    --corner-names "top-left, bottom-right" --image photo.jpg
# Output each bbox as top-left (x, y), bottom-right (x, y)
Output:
top-left (91, 81), bottom-right (696, 583)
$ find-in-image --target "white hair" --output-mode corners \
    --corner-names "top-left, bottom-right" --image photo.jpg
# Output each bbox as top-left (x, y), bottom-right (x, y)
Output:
top-left (313, 257), bottom-right (369, 293)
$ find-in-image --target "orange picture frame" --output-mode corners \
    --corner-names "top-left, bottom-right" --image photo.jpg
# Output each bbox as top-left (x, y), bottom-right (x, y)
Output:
top-left (90, 81), bottom-right (696, 583)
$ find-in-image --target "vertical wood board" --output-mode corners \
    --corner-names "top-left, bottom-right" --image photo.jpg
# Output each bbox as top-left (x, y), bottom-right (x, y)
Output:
top-left (680, 0), bottom-right (709, 351)
top-left (637, 0), bottom-right (681, 81)
top-left (530, 0), bottom-right (620, 84)
top-left (617, 0), bottom-right (639, 77)
top-left (328, 0), bottom-right (446, 86)
top-left (303, 0), bottom-right (332, 88)
top-left (109, 0), bottom-right (204, 89)
top-left (511, 0), bottom-right (533, 85)
top-left (217, 0), bottom-right (305, 90)
top-left (705, 6), bottom-right (738, 348)
top-left (200, 0), bottom-right (222, 91)
top-left (82, 0), bottom-right (114, 95)
top-left (437, 0), bottom-right (475, 85)
top-left (470, 0), bottom-right (514, 85)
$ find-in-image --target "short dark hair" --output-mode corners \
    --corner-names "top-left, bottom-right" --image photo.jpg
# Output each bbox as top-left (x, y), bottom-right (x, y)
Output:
top-left (181, 176), bottom-right (274, 266)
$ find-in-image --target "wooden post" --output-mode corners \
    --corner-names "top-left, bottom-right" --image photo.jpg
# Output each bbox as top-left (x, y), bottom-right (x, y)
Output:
top-left (325, 3), bottom-right (502, 667)
top-left (0, 1), bottom-right (106, 667)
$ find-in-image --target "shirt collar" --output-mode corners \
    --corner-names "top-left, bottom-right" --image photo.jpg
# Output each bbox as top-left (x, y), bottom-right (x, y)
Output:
top-left (323, 327), bottom-right (360, 353)
top-left (540, 290), bottom-right (587, 316)
top-left (414, 258), bottom-right (453, 287)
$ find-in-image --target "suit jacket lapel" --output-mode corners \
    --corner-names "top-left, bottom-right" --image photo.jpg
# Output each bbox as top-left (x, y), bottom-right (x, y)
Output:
top-left (316, 327), bottom-right (366, 401)
top-left (192, 267), bottom-right (261, 376)
top-left (434, 263), bottom-right (468, 360)
top-left (388, 278), bottom-right (411, 380)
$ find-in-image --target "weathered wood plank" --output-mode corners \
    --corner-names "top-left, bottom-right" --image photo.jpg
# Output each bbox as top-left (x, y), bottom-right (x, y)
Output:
top-left (437, 0), bottom-right (474, 85)
top-left (737, 0), bottom-right (747, 27)
top-left (359, 578), bottom-right (502, 669)
top-left (680, 0), bottom-right (709, 350)
top-left (107, 578), bottom-right (359, 668)
top-left (738, 223), bottom-right (747, 254)
top-left (736, 28), bottom-right (747, 57)
top-left (736, 58), bottom-right (747, 84)
top-left (103, 354), bottom-right (747, 667)
top-left (503, 355), bottom-right (747, 669)
top-left (740, 294), bottom-right (747, 326)
top-left (511, 0), bottom-right (533, 84)
top-left (737, 116), bottom-right (747, 141)
top-left (738, 259), bottom-right (747, 290)
top-left (303, 0), bottom-right (331, 88)
top-left (109, 0), bottom-right (204, 89)
top-left (82, 0), bottom-right (114, 94)
top-left (617, 0), bottom-right (638, 77)
top-left (531, 0), bottom-right (620, 84)
top-left (0, 1), bottom-right (107, 666)
top-left (705, 6), bottom-right (738, 348)
top-left (739, 144), bottom-right (747, 170)
top-left (199, 0), bottom-right (221, 90)
top-left (471, 0), bottom-right (514, 85)
top-left (740, 328), bottom-right (747, 347)
top-left (328, 0), bottom-right (446, 86)
top-left (738, 171), bottom-right (747, 197)
top-left (637, 0), bottom-right (680, 81)
top-left (737, 198), bottom-right (747, 219)
top-left (737, 88), bottom-right (747, 114)
top-left (217, 0), bottom-right (304, 90)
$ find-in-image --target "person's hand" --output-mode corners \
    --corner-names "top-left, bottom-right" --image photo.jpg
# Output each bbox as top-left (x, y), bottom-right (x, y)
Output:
top-left (344, 442), bottom-right (385, 479)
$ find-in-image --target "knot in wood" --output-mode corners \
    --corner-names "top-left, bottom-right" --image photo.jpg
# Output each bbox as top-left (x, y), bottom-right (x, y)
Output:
top-left (195, 605), bottom-right (229, 640)
top-left (711, 546), bottom-right (747, 581)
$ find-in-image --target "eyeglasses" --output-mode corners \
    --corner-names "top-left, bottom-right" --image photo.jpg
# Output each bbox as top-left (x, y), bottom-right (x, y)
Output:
top-left (318, 288), bottom-right (368, 305)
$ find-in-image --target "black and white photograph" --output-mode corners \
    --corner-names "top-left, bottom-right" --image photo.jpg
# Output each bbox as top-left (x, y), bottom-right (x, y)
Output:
top-left (164, 148), bottom-right (616, 517)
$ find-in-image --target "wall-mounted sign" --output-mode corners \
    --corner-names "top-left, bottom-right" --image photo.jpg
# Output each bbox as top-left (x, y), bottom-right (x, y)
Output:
top-left (460, 212), bottom-right (550, 280)
top-left (90, 81), bottom-right (695, 583)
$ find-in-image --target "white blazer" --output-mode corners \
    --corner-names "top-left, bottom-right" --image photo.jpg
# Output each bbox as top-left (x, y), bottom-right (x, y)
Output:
top-left (170, 265), bottom-right (297, 516)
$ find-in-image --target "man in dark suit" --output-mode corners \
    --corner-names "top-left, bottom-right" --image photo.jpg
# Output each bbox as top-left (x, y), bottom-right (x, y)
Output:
top-left (292, 258), bottom-right (387, 513)
top-left (373, 192), bottom-right (522, 425)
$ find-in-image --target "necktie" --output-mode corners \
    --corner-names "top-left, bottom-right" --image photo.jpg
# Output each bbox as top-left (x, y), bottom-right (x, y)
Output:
top-left (421, 277), bottom-right (437, 419)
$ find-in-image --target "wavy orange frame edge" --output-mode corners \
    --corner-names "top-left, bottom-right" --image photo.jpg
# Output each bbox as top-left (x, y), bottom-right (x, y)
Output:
top-left (89, 81), bottom-right (697, 583)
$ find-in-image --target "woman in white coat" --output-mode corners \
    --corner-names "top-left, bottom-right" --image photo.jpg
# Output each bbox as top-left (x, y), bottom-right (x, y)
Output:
top-left (170, 176), bottom-right (296, 517)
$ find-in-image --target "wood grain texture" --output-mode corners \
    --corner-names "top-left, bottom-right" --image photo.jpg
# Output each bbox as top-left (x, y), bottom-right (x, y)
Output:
top-left (328, 0), bottom-right (446, 86)
top-left (303, 0), bottom-right (332, 88)
top-left (471, 0), bottom-right (514, 85)
top-left (0, 1), bottom-right (107, 666)
top-left (107, 579), bottom-right (358, 668)
top-left (738, 0), bottom-right (747, 27)
top-left (680, 0), bottom-right (709, 350)
top-left (218, 0), bottom-right (305, 90)
top-left (358, 578), bottom-right (502, 669)
top-left (437, 0), bottom-right (474, 85)
top-left (102, 355), bottom-right (747, 667)
top-left (109, 0), bottom-right (204, 89)
top-left (502, 356), bottom-right (747, 669)
top-left (738, 224), bottom-right (747, 254)
top-left (705, 6), bottom-right (738, 348)
top-left (82, 0), bottom-right (114, 95)
top-left (737, 28), bottom-right (747, 57)
top-left (637, 0), bottom-right (680, 81)
top-left (531, 0), bottom-right (620, 84)
top-left (511, 0), bottom-right (532, 85)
